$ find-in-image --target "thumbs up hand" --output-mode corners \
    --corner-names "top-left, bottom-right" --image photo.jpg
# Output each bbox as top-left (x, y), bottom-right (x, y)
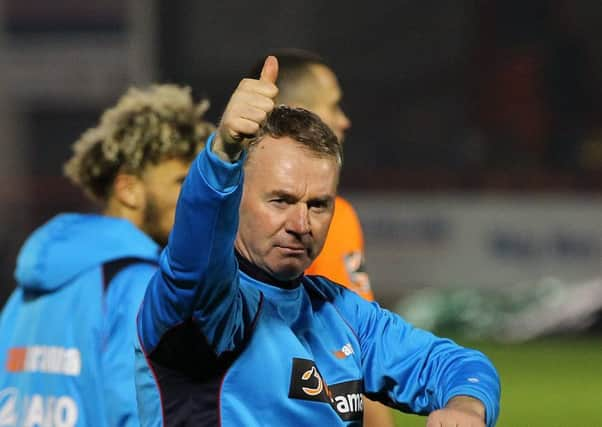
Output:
top-left (214, 56), bottom-right (279, 162)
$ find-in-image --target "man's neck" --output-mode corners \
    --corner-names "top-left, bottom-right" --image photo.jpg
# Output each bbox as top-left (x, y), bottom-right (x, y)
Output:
top-left (103, 198), bottom-right (142, 229)
top-left (234, 251), bottom-right (301, 289)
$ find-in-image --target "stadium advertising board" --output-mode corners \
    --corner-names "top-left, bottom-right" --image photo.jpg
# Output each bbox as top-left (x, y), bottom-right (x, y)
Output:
top-left (350, 194), bottom-right (602, 294)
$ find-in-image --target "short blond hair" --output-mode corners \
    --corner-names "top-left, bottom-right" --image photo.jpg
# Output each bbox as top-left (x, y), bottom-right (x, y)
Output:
top-left (64, 84), bottom-right (215, 203)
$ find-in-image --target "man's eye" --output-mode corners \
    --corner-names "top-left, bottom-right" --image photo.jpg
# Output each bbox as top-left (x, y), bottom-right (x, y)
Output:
top-left (309, 201), bottom-right (328, 211)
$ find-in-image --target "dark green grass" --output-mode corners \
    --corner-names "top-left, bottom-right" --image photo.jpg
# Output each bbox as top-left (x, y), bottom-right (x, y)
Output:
top-left (392, 337), bottom-right (601, 427)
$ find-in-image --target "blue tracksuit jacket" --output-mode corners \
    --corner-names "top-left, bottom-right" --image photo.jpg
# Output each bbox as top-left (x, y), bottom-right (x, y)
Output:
top-left (0, 214), bottom-right (159, 427)
top-left (136, 135), bottom-right (501, 427)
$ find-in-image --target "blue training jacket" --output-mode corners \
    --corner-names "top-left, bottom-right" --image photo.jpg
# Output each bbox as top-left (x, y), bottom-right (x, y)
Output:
top-left (136, 135), bottom-right (501, 427)
top-left (0, 213), bottom-right (159, 427)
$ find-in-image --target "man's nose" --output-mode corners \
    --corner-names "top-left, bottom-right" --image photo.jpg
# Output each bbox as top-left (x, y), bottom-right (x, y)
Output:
top-left (286, 204), bottom-right (311, 235)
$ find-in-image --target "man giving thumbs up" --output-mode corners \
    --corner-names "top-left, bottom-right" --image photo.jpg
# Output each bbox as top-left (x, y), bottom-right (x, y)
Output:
top-left (134, 56), bottom-right (500, 427)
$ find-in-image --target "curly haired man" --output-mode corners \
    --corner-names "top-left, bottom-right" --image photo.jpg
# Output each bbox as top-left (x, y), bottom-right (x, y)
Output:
top-left (0, 85), bottom-right (214, 427)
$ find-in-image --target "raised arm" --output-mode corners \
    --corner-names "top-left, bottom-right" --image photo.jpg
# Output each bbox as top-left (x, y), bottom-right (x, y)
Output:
top-left (213, 55), bottom-right (278, 162)
top-left (137, 57), bottom-right (279, 358)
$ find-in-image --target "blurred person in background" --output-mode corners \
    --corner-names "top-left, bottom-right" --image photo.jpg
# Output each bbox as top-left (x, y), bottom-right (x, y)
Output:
top-left (0, 85), bottom-right (214, 427)
top-left (249, 49), bottom-right (391, 426)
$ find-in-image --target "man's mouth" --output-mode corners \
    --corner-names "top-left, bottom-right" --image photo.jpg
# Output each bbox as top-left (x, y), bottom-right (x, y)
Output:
top-left (276, 245), bottom-right (307, 254)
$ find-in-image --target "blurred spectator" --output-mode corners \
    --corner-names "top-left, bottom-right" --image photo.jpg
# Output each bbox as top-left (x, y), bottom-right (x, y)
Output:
top-left (0, 85), bottom-right (213, 426)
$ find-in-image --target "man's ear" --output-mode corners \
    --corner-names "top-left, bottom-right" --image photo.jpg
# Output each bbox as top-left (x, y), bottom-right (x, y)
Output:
top-left (112, 173), bottom-right (145, 209)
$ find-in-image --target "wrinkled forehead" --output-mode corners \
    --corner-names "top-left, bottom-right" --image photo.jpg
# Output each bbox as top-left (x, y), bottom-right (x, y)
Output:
top-left (246, 136), bottom-right (340, 168)
top-left (245, 136), bottom-right (340, 186)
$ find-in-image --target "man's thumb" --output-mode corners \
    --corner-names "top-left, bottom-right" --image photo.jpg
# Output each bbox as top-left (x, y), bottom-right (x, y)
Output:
top-left (260, 55), bottom-right (279, 84)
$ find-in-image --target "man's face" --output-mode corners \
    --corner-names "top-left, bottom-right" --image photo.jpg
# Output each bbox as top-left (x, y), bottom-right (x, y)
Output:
top-left (300, 64), bottom-right (351, 143)
top-left (235, 136), bottom-right (339, 281)
top-left (140, 158), bottom-right (190, 246)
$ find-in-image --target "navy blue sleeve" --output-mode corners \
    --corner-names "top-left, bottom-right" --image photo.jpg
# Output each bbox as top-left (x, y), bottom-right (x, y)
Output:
top-left (137, 134), bottom-right (262, 358)
top-left (337, 289), bottom-right (500, 427)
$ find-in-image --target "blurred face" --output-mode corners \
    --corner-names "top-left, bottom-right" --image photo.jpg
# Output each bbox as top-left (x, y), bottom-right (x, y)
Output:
top-left (235, 136), bottom-right (339, 280)
top-left (301, 64), bottom-right (351, 143)
top-left (140, 158), bottom-right (190, 246)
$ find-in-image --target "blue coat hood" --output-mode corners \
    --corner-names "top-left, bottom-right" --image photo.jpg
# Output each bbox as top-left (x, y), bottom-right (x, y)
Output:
top-left (14, 213), bottom-right (160, 292)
